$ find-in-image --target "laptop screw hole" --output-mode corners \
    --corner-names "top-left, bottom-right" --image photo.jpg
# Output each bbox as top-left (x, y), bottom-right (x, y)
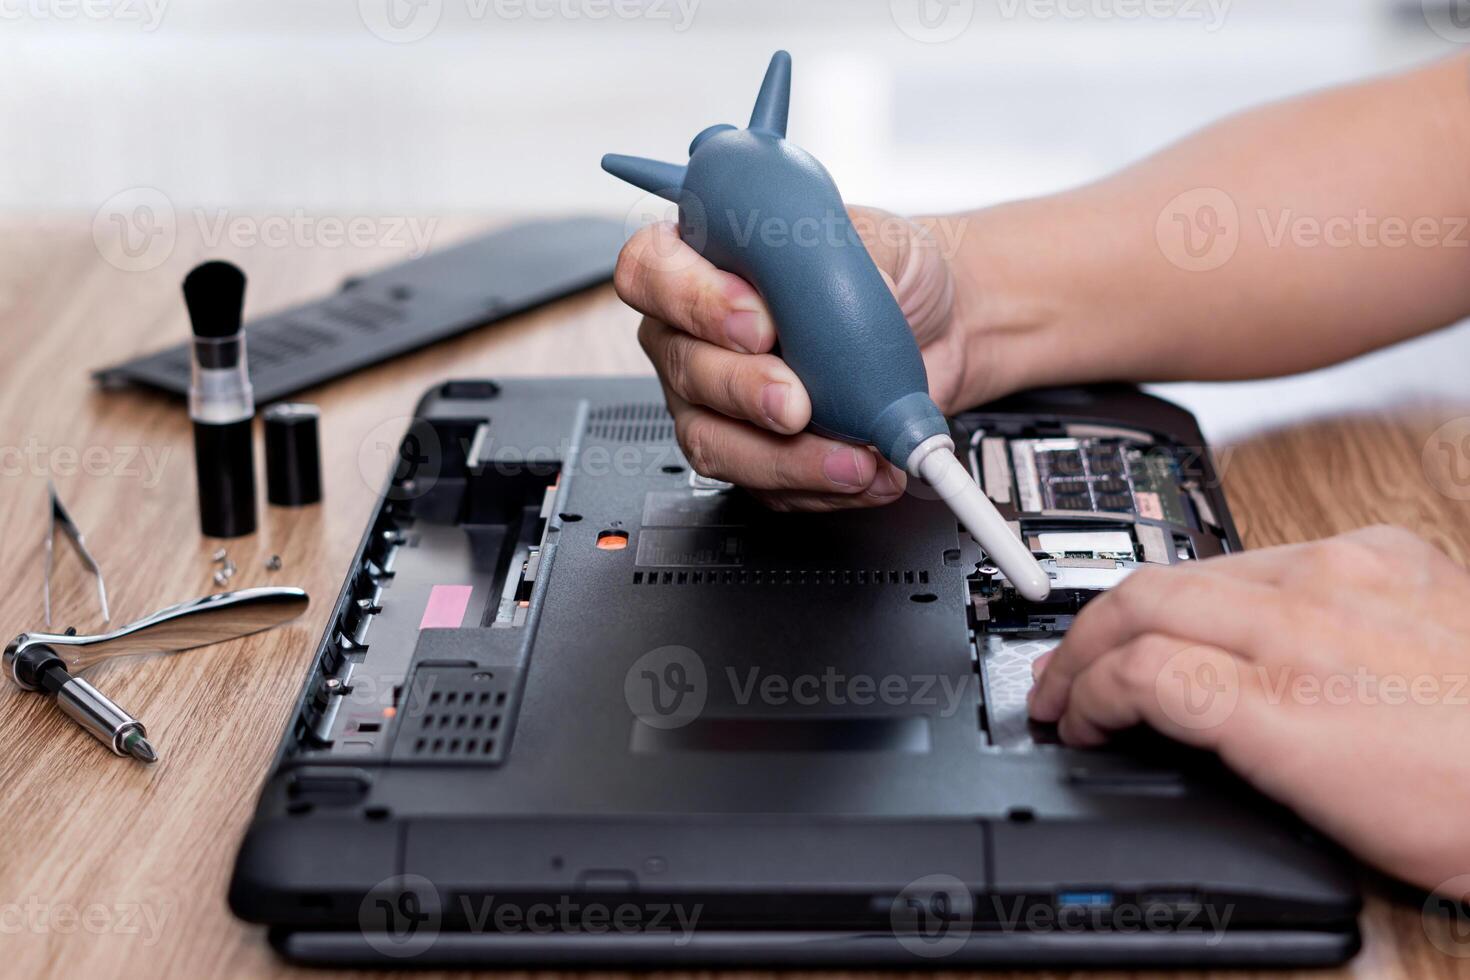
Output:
top-left (551, 856), bottom-right (564, 870)
top-left (910, 593), bottom-right (938, 603)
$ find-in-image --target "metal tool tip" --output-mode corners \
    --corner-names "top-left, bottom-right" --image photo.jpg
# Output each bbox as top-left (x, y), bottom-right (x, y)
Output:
top-left (124, 733), bottom-right (158, 764)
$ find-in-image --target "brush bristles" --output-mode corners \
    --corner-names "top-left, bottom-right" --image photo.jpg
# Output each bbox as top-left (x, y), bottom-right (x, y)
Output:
top-left (183, 260), bottom-right (247, 338)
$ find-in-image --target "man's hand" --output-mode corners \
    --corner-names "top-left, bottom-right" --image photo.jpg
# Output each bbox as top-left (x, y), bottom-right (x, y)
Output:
top-left (612, 207), bottom-right (968, 512)
top-left (1028, 525), bottom-right (1470, 892)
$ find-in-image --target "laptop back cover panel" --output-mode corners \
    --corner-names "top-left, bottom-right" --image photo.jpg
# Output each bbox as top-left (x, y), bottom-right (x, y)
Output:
top-left (229, 377), bottom-right (1360, 965)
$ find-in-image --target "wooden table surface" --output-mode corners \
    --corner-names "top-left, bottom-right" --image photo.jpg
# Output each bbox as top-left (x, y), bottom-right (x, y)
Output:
top-left (3, 214), bottom-right (1470, 980)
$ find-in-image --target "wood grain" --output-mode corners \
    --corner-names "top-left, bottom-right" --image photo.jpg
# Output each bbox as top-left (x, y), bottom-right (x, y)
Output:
top-left (2, 215), bottom-right (1469, 979)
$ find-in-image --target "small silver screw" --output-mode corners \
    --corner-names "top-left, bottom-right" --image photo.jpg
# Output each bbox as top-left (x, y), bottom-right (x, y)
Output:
top-left (265, 555), bottom-right (283, 572)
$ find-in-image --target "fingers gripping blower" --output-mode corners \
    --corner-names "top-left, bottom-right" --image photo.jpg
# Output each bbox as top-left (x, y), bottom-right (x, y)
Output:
top-left (602, 51), bottom-right (1051, 601)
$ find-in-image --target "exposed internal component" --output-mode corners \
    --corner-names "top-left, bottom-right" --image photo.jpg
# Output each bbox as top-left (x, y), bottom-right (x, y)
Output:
top-left (968, 423), bottom-right (1232, 749)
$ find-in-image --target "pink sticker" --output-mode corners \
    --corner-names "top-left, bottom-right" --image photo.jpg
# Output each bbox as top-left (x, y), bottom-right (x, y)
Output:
top-left (419, 585), bottom-right (474, 630)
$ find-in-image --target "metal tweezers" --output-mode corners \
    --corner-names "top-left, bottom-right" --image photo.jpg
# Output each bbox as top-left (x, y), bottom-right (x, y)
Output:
top-left (43, 481), bottom-right (111, 628)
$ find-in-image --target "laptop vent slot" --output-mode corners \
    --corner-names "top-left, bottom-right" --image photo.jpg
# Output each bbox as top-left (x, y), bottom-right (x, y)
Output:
top-left (586, 402), bottom-right (675, 443)
top-left (633, 568), bottom-right (930, 586)
top-left (388, 664), bottom-right (520, 765)
top-left (157, 304), bottom-right (405, 379)
top-left (321, 296), bottom-right (407, 332)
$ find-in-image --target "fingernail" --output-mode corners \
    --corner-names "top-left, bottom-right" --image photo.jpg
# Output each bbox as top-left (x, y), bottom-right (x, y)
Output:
top-left (865, 466), bottom-right (902, 499)
top-left (760, 382), bottom-right (791, 430)
top-left (725, 310), bottom-right (765, 354)
top-left (822, 447), bottom-right (867, 488)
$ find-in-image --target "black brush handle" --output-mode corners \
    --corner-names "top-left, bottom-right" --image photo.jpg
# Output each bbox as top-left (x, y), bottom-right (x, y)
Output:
top-left (194, 418), bottom-right (256, 537)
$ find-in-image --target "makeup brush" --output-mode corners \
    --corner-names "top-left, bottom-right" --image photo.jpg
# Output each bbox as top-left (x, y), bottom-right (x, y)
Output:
top-left (184, 260), bottom-right (257, 538)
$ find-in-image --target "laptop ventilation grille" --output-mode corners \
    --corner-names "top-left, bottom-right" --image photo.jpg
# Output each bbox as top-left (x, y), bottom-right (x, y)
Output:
top-left (156, 298), bottom-right (408, 378)
top-left (388, 664), bottom-right (519, 765)
top-left (585, 402), bottom-right (675, 443)
top-left (633, 568), bottom-right (931, 586)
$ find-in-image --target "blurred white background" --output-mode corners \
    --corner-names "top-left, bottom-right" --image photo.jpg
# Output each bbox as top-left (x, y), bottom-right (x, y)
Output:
top-left (4, 0), bottom-right (1467, 436)
top-left (2, 0), bottom-right (1460, 213)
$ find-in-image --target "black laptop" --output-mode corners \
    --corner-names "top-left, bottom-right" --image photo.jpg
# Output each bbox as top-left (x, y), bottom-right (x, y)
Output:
top-left (228, 377), bottom-right (1360, 967)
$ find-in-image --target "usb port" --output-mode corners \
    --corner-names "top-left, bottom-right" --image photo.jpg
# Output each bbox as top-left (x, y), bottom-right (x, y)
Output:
top-left (1056, 890), bottom-right (1114, 910)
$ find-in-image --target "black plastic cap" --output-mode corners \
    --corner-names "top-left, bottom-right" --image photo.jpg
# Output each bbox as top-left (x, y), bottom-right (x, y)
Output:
top-left (264, 403), bottom-right (323, 507)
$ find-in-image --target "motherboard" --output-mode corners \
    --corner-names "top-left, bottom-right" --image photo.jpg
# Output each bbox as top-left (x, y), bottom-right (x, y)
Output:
top-left (965, 419), bottom-right (1233, 748)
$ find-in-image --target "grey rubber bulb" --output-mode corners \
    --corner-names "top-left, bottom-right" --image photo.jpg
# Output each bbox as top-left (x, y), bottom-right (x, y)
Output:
top-left (602, 50), bottom-right (1050, 601)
